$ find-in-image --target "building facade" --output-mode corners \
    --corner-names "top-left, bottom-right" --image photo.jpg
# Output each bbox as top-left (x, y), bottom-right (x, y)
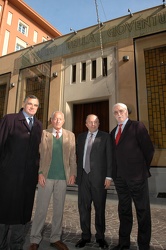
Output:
top-left (0, 4), bottom-right (166, 195)
top-left (0, 0), bottom-right (61, 56)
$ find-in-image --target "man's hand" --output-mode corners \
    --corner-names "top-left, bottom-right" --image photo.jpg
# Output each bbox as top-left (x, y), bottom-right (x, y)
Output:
top-left (104, 179), bottom-right (112, 189)
top-left (68, 175), bottom-right (76, 185)
top-left (38, 174), bottom-right (46, 187)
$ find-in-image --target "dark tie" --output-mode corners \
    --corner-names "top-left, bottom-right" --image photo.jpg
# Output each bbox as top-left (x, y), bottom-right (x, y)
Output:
top-left (84, 133), bottom-right (93, 174)
top-left (115, 124), bottom-right (122, 145)
top-left (28, 117), bottom-right (33, 130)
top-left (56, 130), bottom-right (60, 139)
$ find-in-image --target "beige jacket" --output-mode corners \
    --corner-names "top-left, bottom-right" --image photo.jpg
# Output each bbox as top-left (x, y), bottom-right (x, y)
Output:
top-left (38, 128), bottom-right (77, 182)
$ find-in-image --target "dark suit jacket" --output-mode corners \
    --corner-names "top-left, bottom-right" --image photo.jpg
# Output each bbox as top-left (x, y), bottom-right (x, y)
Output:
top-left (0, 109), bottom-right (42, 224)
top-left (110, 119), bottom-right (154, 181)
top-left (76, 130), bottom-right (112, 187)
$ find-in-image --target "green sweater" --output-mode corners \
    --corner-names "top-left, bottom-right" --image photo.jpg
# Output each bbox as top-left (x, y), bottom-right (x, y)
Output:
top-left (47, 136), bottom-right (66, 180)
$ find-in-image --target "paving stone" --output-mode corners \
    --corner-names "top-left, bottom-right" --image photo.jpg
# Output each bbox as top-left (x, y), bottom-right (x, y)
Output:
top-left (24, 191), bottom-right (166, 250)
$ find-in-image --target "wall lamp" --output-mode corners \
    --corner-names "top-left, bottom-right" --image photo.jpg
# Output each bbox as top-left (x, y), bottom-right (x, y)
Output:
top-left (99, 22), bottom-right (104, 27)
top-left (26, 43), bottom-right (34, 48)
top-left (70, 27), bottom-right (77, 34)
top-left (128, 9), bottom-right (133, 17)
top-left (10, 83), bottom-right (15, 88)
top-left (52, 72), bottom-right (58, 78)
top-left (123, 56), bottom-right (130, 62)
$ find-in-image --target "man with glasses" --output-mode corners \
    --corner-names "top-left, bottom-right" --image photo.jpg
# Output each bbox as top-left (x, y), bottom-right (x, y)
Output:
top-left (110, 103), bottom-right (154, 250)
top-left (0, 95), bottom-right (42, 250)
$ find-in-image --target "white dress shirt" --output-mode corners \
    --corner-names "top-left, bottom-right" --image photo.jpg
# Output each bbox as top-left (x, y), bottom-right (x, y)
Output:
top-left (52, 128), bottom-right (62, 138)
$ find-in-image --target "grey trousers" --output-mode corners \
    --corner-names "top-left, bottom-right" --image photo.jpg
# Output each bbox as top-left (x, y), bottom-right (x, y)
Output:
top-left (30, 179), bottom-right (67, 244)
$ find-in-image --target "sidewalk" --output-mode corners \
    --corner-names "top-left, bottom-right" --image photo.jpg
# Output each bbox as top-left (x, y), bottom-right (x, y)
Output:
top-left (24, 191), bottom-right (166, 250)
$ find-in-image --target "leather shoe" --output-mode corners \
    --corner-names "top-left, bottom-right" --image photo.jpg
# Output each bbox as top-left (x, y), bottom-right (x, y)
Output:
top-left (111, 244), bottom-right (130, 250)
top-left (28, 243), bottom-right (39, 250)
top-left (96, 239), bottom-right (109, 249)
top-left (75, 238), bottom-right (91, 248)
top-left (50, 240), bottom-right (69, 250)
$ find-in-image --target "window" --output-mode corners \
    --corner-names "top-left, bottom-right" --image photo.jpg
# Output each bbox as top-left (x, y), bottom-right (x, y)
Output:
top-left (92, 60), bottom-right (96, 79)
top-left (33, 31), bottom-right (38, 43)
top-left (0, 73), bottom-right (10, 118)
top-left (18, 20), bottom-right (28, 36)
top-left (102, 57), bottom-right (107, 76)
top-left (15, 37), bottom-right (26, 51)
top-left (2, 30), bottom-right (10, 55)
top-left (7, 12), bottom-right (13, 25)
top-left (144, 46), bottom-right (166, 149)
top-left (15, 43), bottom-right (24, 51)
top-left (72, 64), bottom-right (76, 83)
top-left (42, 37), bottom-right (47, 42)
top-left (81, 62), bottom-right (86, 81)
top-left (19, 62), bottom-right (51, 128)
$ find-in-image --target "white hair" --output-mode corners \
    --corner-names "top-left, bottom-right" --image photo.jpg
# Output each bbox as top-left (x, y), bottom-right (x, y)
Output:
top-left (51, 111), bottom-right (65, 120)
top-left (112, 103), bottom-right (128, 112)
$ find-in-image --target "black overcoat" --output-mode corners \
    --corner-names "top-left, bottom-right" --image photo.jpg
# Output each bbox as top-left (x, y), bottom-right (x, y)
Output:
top-left (0, 109), bottom-right (42, 224)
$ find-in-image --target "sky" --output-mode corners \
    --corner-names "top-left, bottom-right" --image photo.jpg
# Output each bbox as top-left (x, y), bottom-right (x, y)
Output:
top-left (23, 0), bottom-right (163, 35)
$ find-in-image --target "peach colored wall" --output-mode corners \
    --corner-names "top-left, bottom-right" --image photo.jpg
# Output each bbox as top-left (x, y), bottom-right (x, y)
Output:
top-left (0, 0), bottom-right (61, 55)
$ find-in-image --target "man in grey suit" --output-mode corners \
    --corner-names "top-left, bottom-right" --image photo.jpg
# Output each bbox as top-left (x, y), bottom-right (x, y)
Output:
top-left (75, 114), bottom-right (112, 249)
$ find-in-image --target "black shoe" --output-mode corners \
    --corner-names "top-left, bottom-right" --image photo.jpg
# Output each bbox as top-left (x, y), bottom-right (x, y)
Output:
top-left (75, 239), bottom-right (91, 248)
top-left (96, 239), bottom-right (109, 249)
top-left (111, 244), bottom-right (130, 250)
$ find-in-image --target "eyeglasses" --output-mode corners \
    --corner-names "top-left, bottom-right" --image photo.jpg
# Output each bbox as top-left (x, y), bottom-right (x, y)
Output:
top-left (113, 109), bottom-right (126, 116)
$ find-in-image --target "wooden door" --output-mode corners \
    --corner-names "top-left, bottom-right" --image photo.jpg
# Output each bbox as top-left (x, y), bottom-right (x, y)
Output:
top-left (73, 100), bottom-right (109, 138)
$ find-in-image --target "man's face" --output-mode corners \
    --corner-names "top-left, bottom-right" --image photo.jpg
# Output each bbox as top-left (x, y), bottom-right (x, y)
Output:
top-left (113, 105), bottom-right (128, 123)
top-left (51, 112), bottom-right (65, 130)
top-left (86, 115), bottom-right (99, 133)
top-left (23, 98), bottom-right (39, 116)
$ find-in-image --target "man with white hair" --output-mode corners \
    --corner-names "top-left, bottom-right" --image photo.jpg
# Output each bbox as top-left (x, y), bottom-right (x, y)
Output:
top-left (110, 103), bottom-right (154, 250)
top-left (29, 111), bottom-right (77, 250)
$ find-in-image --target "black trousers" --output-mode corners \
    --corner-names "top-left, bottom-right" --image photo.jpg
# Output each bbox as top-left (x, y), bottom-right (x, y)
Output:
top-left (114, 177), bottom-right (151, 250)
top-left (0, 224), bottom-right (26, 250)
top-left (78, 171), bottom-right (107, 240)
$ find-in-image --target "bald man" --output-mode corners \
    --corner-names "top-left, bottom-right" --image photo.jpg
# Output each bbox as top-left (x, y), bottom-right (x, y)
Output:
top-left (75, 114), bottom-right (112, 249)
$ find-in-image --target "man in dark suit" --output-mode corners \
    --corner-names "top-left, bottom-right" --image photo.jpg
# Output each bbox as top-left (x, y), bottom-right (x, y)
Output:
top-left (110, 103), bottom-right (154, 250)
top-left (0, 95), bottom-right (42, 250)
top-left (75, 114), bottom-right (112, 249)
